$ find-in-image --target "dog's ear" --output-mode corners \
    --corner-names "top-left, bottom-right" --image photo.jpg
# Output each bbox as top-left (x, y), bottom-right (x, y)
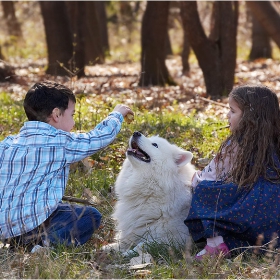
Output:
top-left (175, 151), bottom-right (193, 166)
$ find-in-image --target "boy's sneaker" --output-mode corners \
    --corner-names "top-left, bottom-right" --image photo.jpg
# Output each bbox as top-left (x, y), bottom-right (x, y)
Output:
top-left (195, 242), bottom-right (230, 261)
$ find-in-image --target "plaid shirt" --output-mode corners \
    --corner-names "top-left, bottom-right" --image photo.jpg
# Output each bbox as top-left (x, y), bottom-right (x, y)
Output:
top-left (0, 111), bottom-right (123, 239)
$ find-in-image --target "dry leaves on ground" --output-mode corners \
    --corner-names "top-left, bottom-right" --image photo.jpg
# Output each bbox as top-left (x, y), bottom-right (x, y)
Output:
top-left (0, 57), bottom-right (280, 120)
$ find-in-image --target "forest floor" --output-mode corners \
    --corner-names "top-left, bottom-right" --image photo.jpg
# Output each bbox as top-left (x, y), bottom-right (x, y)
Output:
top-left (1, 55), bottom-right (280, 280)
top-left (1, 2), bottom-right (280, 278)
top-left (1, 56), bottom-right (280, 120)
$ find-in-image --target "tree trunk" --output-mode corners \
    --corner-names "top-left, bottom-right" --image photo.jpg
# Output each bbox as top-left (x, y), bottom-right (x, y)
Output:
top-left (246, 1), bottom-right (280, 49)
top-left (181, 27), bottom-right (191, 75)
top-left (179, 5), bottom-right (191, 75)
top-left (84, 2), bottom-right (105, 65)
top-left (139, 1), bottom-right (175, 87)
top-left (180, 1), bottom-right (238, 97)
top-left (1, 1), bottom-right (22, 38)
top-left (119, 2), bottom-right (135, 43)
top-left (248, 6), bottom-right (272, 60)
top-left (66, 1), bottom-right (105, 76)
top-left (70, 1), bottom-right (86, 77)
top-left (165, 30), bottom-right (173, 56)
top-left (40, 1), bottom-right (73, 76)
top-left (95, 1), bottom-right (110, 54)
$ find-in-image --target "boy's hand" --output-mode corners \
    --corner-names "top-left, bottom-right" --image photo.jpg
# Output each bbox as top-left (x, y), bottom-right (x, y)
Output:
top-left (113, 104), bottom-right (134, 123)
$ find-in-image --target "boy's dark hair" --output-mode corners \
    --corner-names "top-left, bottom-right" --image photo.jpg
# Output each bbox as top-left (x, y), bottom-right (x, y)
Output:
top-left (24, 81), bottom-right (76, 122)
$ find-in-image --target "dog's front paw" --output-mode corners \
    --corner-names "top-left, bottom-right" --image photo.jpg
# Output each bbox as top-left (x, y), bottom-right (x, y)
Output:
top-left (101, 242), bottom-right (121, 252)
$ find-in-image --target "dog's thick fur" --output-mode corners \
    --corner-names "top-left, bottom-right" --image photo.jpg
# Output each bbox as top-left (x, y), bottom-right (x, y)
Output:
top-left (106, 131), bottom-right (196, 253)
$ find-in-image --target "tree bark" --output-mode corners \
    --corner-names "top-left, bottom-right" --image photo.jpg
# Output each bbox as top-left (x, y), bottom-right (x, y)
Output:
top-left (1, 1), bottom-right (22, 38)
top-left (40, 1), bottom-right (73, 76)
top-left (70, 1), bottom-right (86, 77)
top-left (66, 1), bottom-right (105, 76)
top-left (95, 1), bottom-right (110, 54)
top-left (246, 1), bottom-right (280, 49)
top-left (139, 1), bottom-right (175, 87)
top-left (248, 6), bottom-right (272, 60)
top-left (181, 27), bottom-right (191, 74)
top-left (84, 2), bottom-right (105, 65)
top-left (165, 30), bottom-right (173, 56)
top-left (178, 4), bottom-right (191, 75)
top-left (180, 1), bottom-right (238, 97)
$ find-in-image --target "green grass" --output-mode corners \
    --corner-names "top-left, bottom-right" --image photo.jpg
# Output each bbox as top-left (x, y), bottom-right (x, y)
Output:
top-left (0, 92), bottom-right (26, 136)
top-left (1, 92), bottom-right (279, 279)
top-left (1, 1), bottom-right (280, 277)
top-left (0, 92), bottom-right (230, 278)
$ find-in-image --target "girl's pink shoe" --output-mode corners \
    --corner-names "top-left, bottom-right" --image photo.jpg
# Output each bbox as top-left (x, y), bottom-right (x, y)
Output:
top-left (195, 243), bottom-right (230, 261)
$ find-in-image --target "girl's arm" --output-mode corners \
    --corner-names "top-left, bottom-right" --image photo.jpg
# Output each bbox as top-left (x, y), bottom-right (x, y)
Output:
top-left (192, 157), bottom-right (218, 188)
top-left (192, 148), bottom-right (234, 188)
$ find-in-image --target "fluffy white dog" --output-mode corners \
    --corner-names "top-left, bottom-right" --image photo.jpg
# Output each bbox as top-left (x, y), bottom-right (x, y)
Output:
top-left (106, 131), bottom-right (196, 254)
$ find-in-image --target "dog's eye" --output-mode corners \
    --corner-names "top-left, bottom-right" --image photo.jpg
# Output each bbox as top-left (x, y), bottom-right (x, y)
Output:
top-left (152, 143), bottom-right (158, 148)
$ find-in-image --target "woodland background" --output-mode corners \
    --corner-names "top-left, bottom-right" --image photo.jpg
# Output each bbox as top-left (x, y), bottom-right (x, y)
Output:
top-left (0, 1), bottom-right (280, 101)
top-left (0, 1), bottom-right (280, 279)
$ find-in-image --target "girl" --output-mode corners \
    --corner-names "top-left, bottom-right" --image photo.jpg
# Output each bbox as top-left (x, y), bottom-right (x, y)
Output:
top-left (185, 85), bottom-right (280, 260)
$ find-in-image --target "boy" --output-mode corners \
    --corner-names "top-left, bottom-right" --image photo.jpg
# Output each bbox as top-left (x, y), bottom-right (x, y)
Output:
top-left (0, 81), bottom-right (134, 248)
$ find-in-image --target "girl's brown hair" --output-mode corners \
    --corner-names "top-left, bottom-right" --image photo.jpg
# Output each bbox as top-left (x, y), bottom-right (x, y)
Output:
top-left (217, 85), bottom-right (280, 188)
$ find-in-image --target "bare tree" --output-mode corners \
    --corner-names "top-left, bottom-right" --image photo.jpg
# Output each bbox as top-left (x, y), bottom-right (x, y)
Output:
top-left (67, 1), bottom-right (86, 77)
top-left (95, 1), bottom-right (109, 54)
top-left (84, 2), bottom-right (105, 65)
top-left (139, 1), bottom-right (175, 87)
top-left (41, 1), bottom-right (107, 78)
top-left (1, 1), bottom-right (22, 38)
top-left (247, 1), bottom-right (280, 49)
top-left (180, 1), bottom-right (238, 97)
top-left (165, 30), bottom-right (173, 56)
top-left (40, 1), bottom-right (73, 76)
top-left (66, 1), bottom-right (105, 77)
top-left (181, 31), bottom-right (191, 75)
top-left (247, 4), bottom-right (272, 60)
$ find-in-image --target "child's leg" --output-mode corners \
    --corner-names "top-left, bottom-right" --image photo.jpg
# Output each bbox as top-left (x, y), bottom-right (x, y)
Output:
top-left (43, 203), bottom-right (102, 246)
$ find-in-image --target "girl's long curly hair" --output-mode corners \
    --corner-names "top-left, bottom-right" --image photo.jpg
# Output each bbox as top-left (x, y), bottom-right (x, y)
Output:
top-left (217, 85), bottom-right (280, 188)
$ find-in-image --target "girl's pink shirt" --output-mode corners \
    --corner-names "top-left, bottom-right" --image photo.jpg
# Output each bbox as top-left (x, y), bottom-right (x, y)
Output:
top-left (192, 147), bottom-right (235, 188)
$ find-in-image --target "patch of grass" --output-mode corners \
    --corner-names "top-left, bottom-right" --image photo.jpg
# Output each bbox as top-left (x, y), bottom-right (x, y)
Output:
top-left (3, 92), bottom-right (279, 279)
top-left (0, 92), bottom-right (26, 138)
top-left (0, 90), bottom-right (227, 278)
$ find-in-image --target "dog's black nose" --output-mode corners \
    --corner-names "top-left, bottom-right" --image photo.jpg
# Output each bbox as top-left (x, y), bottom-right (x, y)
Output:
top-left (133, 131), bottom-right (142, 138)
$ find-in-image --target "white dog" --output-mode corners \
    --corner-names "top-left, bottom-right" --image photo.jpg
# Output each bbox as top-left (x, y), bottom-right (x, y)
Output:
top-left (106, 131), bottom-right (196, 254)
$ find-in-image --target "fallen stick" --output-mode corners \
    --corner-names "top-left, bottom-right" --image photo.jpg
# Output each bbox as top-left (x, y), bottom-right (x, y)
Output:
top-left (62, 195), bottom-right (96, 206)
top-left (197, 96), bottom-right (229, 108)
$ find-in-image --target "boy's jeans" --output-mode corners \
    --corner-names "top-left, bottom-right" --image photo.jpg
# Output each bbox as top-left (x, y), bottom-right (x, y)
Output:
top-left (8, 203), bottom-right (102, 248)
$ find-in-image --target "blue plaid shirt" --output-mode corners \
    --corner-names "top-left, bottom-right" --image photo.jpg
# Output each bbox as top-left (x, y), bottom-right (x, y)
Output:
top-left (0, 111), bottom-right (123, 239)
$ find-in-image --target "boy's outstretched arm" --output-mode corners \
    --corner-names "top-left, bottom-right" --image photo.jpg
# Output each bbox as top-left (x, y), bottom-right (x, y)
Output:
top-left (65, 104), bottom-right (134, 162)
